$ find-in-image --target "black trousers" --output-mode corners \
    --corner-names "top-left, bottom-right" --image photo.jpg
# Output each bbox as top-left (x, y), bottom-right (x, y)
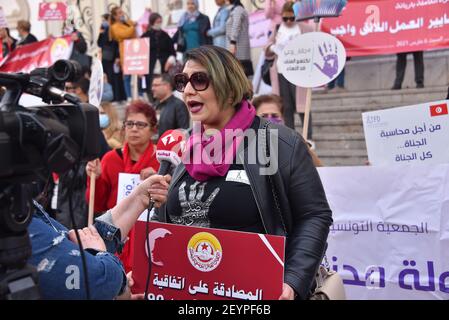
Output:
top-left (394, 51), bottom-right (424, 87)
top-left (278, 73), bottom-right (313, 139)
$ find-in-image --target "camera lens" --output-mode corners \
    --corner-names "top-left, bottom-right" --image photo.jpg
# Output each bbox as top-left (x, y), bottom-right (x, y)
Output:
top-left (51, 60), bottom-right (82, 82)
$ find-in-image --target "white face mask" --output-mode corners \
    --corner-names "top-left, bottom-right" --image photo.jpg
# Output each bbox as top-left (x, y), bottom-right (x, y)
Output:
top-left (153, 23), bottom-right (162, 30)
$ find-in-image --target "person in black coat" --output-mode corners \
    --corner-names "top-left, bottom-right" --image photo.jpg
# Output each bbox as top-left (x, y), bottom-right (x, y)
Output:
top-left (16, 20), bottom-right (38, 47)
top-left (97, 13), bottom-right (126, 102)
top-left (0, 27), bottom-right (17, 57)
top-left (141, 13), bottom-right (177, 101)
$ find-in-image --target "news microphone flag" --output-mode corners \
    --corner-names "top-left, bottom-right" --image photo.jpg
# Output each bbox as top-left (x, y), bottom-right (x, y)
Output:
top-left (156, 129), bottom-right (187, 175)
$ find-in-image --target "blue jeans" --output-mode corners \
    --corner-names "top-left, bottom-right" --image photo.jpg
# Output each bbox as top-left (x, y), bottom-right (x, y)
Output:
top-left (28, 201), bottom-right (126, 299)
top-left (123, 75), bottom-right (132, 99)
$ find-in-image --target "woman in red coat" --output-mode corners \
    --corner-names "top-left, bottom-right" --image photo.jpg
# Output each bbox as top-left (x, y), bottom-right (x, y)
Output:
top-left (86, 100), bottom-right (159, 272)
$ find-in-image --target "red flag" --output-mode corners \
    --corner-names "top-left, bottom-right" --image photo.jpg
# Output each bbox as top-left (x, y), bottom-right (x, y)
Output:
top-left (430, 103), bottom-right (448, 117)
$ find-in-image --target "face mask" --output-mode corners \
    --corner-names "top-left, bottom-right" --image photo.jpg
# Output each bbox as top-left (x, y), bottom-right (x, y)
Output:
top-left (101, 21), bottom-right (109, 29)
top-left (265, 115), bottom-right (284, 125)
top-left (120, 16), bottom-right (126, 23)
top-left (99, 114), bottom-right (110, 129)
top-left (63, 26), bottom-right (74, 35)
top-left (152, 23), bottom-right (162, 30)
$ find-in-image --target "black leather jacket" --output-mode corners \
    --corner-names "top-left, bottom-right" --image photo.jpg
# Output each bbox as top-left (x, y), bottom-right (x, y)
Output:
top-left (155, 117), bottom-right (333, 299)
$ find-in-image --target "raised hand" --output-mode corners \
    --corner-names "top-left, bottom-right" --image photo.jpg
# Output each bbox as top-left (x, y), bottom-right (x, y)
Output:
top-left (314, 42), bottom-right (339, 79)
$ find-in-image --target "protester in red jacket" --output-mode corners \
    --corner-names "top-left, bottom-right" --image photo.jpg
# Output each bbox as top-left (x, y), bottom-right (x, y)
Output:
top-left (86, 100), bottom-right (159, 272)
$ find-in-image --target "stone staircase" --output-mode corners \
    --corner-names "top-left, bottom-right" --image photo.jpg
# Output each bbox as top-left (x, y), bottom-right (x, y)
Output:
top-left (295, 86), bottom-right (448, 166)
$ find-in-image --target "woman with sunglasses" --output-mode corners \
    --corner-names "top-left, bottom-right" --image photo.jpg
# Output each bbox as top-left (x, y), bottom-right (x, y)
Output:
top-left (86, 100), bottom-right (159, 273)
top-left (153, 45), bottom-right (332, 300)
top-left (265, 2), bottom-right (315, 147)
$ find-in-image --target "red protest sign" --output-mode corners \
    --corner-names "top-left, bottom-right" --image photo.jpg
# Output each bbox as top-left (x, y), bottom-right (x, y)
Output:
top-left (132, 221), bottom-right (285, 300)
top-left (430, 103), bottom-right (448, 117)
top-left (321, 0), bottom-right (449, 57)
top-left (38, 2), bottom-right (67, 21)
top-left (0, 36), bottom-right (73, 73)
top-left (123, 38), bottom-right (149, 75)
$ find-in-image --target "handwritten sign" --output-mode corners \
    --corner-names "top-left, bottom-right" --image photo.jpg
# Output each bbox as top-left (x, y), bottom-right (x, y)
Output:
top-left (38, 2), bottom-right (67, 21)
top-left (318, 165), bottom-right (449, 299)
top-left (248, 10), bottom-right (271, 48)
top-left (0, 7), bottom-right (8, 28)
top-left (123, 38), bottom-right (150, 75)
top-left (363, 100), bottom-right (449, 166)
top-left (278, 32), bottom-right (346, 88)
top-left (88, 58), bottom-right (103, 108)
top-left (132, 221), bottom-right (285, 300)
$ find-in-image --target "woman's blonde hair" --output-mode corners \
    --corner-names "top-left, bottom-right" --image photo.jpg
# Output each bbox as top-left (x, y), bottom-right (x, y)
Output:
top-left (184, 45), bottom-right (253, 110)
top-left (101, 102), bottom-right (122, 141)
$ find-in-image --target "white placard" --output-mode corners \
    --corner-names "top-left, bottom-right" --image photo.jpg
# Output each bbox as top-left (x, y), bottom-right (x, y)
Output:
top-left (318, 165), bottom-right (449, 300)
top-left (363, 100), bottom-right (449, 166)
top-left (278, 31), bottom-right (346, 88)
top-left (117, 173), bottom-right (141, 202)
top-left (0, 7), bottom-right (8, 28)
top-left (88, 58), bottom-right (104, 108)
top-left (117, 173), bottom-right (151, 220)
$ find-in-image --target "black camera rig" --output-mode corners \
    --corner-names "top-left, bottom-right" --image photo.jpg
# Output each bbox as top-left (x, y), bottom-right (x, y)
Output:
top-left (0, 60), bottom-right (101, 299)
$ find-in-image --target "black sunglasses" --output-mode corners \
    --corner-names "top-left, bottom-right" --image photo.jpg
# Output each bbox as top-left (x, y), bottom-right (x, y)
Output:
top-left (173, 72), bottom-right (210, 92)
top-left (282, 17), bottom-right (296, 22)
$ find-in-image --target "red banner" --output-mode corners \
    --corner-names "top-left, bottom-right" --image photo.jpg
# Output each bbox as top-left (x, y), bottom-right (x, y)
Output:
top-left (38, 2), bottom-right (67, 21)
top-left (132, 221), bottom-right (285, 300)
top-left (0, 36), bottom-right (73, 73)
top-left (321, 0), bottom-right (449, 56)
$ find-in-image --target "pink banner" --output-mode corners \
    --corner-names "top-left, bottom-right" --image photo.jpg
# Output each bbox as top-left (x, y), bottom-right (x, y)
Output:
top-left (321, 0), bottom-right (449, 56)
top-left (0, 36), bottom-right (73, 73)
top-left (249, 10), bottom-right (272, 48)
top-left (123, 38), bottom-right (150, 75)
top-left (38, 2), bottom-right (67, 21)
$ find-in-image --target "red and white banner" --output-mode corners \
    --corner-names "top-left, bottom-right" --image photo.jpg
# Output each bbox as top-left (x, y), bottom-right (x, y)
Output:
top-left (123, 38), bottom-right (150, 75)
top-left (38, 2), bottom-right (67, 21)
top-left (321, 0), bottom-right (449, 57)
top-left (0, 36), bottom-right (73, 74)
top-left (132, 221), bottom-right (285, 300)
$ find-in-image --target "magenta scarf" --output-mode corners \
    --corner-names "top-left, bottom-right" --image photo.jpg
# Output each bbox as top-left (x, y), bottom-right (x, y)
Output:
top-left (183, 100), bottom-right (256, 181)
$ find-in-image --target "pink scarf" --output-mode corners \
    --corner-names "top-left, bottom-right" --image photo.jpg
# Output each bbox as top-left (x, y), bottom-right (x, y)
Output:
top-left (183, 100), bottom-right (256, 181)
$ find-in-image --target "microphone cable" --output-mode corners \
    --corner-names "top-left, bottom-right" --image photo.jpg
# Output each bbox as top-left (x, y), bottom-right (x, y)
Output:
top-left (144, 198), bottom-right (155, 300)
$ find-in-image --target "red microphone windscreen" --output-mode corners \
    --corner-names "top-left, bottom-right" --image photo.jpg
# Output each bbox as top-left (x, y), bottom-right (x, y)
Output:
top-left (156, 129), bottom-right (187, 166)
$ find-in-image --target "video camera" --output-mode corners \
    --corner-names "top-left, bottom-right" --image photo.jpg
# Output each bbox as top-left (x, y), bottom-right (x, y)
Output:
top-left (0, 60), bottom-right (101, 299)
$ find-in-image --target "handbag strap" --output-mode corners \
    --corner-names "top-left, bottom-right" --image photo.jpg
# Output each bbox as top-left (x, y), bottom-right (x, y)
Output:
top-left (263, 121), bottom-right (331, 272)
top-left (263, 121), bottom-right (288, 236)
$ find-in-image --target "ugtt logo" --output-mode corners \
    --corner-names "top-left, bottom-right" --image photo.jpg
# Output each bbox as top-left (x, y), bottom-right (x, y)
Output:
top-left (187, 232), bottom-right (222, 272)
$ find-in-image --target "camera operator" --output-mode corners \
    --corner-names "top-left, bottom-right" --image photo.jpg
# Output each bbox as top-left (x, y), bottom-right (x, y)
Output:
top-left (28, 171), bottom-right (170, 299)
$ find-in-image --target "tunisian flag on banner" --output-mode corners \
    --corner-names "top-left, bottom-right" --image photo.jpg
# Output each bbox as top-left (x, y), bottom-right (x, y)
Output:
top-left (0, 36), bottom-right (73, 73)
top-left (321, 0), bottom-right (449, 57)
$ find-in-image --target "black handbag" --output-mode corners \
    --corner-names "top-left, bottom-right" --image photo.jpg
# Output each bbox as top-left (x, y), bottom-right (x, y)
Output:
top-left (261, 58), bottom-right (274, 86)
top-left (175, 28), bottom-right (186, 53)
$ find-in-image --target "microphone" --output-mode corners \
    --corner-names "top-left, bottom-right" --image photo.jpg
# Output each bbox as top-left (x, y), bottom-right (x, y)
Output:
top-left (156, 129), bottom-right (187, 175)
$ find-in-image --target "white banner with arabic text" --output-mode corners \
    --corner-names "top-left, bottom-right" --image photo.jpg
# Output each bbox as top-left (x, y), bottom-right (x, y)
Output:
top-left (318, 165), bottom-right (449, 300)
